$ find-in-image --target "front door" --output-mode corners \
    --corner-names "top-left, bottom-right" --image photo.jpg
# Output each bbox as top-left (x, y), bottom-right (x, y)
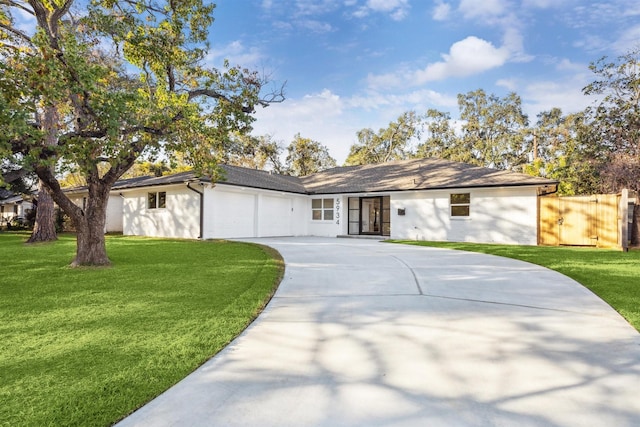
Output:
top-left (348, 196), bottom-right (390, 236)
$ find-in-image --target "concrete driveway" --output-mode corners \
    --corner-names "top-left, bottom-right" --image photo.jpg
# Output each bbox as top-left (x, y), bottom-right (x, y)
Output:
top-left (117, 237), bottom-right (640, 427)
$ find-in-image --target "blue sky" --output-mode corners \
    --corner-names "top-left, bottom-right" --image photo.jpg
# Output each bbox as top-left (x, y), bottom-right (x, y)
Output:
top-left (209, 0), bottom-right (640, 164)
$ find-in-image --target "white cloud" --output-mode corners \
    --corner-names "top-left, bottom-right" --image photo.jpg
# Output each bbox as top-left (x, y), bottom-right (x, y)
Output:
top-left (292, 0), bottom-right (342, 17)
top-left (366, 35), bottom-right (518, 90)
top-left (414, 36), bottom-right (510, 83)
top-left (252, 89), bottom-right (358, 162)
top-left (353, 0), bottom-right (410, 21)
top-left (458, 0), bottom-right (507, 20)
top-left (522, 78), bottom-right (594, 119)
top-left (501, 26), bottom-right (533, 62)
top-left (432, 0), bottom-right (451, 21)
top-left (348, 88), bottom-right (457, 111)
top-left (365, 69), bottom-right (405, 90)
top-left (613, 24), bottom-right (640, 54)
top-left (251, 87), bottom-right (458, 163)
top-left (297, 19), bottom-right (334, 33)
top-left (497, 78), bottom-right (518, 91)
top-left (206, 40), bottom-right (264, 69)
top-left (521, 0), bottom-right (567, 8)
top-left (556, 58), bottom-right (586, 72)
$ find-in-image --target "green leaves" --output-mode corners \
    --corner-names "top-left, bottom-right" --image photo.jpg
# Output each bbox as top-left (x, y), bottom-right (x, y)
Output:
top-left (583, 48), bottom-right (640, 192)
top-left (285, 133), bottom-right (336, 176)
top-left (345, 111), bottom-right (420, 166)
top-left (457, 89), bottom-right (530, 171)
top-left (1, 0), bottom-right (281, 264)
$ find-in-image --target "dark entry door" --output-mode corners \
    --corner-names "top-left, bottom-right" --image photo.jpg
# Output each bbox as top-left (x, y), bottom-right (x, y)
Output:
top-left (349, 196), bottom-right (390, 236)
top-left (360, 197), bottom-right (382, 235)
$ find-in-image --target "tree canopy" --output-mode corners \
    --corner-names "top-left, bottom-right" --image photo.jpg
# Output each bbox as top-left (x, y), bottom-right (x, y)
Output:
top-left (583, 48), bottom-right (640, 193)
top-left (345, 111), bottom-right (420, 166)
top-left (0, 0), bottom-right (283, 265)
top-left (285, 133), bottom-right (336, 176)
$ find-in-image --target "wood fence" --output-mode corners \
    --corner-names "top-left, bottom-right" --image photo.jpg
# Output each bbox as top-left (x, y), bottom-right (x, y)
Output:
top-left (538, 190), bottom-right (631, 249)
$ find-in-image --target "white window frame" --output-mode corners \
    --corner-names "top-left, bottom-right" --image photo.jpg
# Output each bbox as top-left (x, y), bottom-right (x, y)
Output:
top-left (312, 198), bottom-right (334, 221)
top-left (450, 193), bottom-right (470, 217)
top-left (148, 191), bottom-right (167, 210)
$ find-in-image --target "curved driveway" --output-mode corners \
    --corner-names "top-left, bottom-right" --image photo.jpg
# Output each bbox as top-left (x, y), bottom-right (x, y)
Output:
top-left (118, 237), bottom-right (640, 427)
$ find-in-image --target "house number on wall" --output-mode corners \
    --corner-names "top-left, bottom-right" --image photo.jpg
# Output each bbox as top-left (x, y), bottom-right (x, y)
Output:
top-left (335, 198), bottom-right (340, 225)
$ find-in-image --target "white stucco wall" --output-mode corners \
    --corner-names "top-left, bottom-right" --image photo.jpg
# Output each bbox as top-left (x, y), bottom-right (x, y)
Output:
top-left (0, 200), bottom-right (32, 221)
top-left (105, 195), bottom-right (123, 232)
top-left (64, 193), bottom-right (122, 233)
top-left (391, 186), bottom-right (539, 245)
top-left (202, 185), bottom-right (308, 239)
top-left (307, 195), bottom-right (345, 237)
top-left (64, 183), bottom-right (542, 245)
top-left (122, 185), bottom-right (200, 239)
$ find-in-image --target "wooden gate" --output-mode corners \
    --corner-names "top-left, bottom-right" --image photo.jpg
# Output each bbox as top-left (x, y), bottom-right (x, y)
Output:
top-left (539, 194), bottom-right (620, 248)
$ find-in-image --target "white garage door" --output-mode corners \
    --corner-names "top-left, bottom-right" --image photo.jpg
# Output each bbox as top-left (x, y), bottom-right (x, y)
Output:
top-left (213, 192), bottom-right (256, 238)
top-left (260, 196), bottom-right (291, 236)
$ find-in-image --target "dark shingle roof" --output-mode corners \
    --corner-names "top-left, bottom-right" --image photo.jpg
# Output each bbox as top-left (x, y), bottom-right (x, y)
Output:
top-left (105, 166), bottom-right (308, 194)
top-left (67, 158), bottom-right (558, 195)
top-left (0, 188), bottom-right (13, 200)
top-left (113, 172), bottom-right (197, 190)
top-left (301, 158), bottom-right (557, 194)
top-left (216, 165), bottom-right (308, 194)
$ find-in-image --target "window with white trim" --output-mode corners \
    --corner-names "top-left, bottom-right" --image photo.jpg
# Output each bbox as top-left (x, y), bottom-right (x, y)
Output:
top-left (148, 191), bottom-right (167, 209)
top-left (450, 193), bottom-right (470, 217)
top-left (312, 198), bottom-right (334, 220)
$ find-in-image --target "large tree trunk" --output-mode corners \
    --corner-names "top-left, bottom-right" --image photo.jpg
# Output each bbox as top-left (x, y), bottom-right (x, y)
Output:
top-left (28, 105), bottom-right (58, 243)
top-left (27, 180), bottom-right (58, 243)
top-left (69, 181), bottom-right (111, 267)
top-left (72, 219), bottom-right (110, 267)
top-left (35, 165), bottom-right (113, 267)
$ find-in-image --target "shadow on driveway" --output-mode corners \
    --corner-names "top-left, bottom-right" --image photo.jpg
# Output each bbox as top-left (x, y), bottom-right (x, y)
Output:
top-left (117, 237), bottom-right (640, 427)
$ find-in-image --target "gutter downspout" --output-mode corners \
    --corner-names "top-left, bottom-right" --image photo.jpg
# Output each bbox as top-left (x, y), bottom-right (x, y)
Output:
top-left (186, 182), bottom-right (204, 239)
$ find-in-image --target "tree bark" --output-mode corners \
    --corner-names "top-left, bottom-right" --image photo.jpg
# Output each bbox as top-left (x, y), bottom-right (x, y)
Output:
top-left (26, 180), bottom-right (58, 243)
top-left (28, 104), bottom-right (58, 243)
top-left (35, 165), bottom-right (113, 267)
top-left (68, 180), bottom-right (111, 267)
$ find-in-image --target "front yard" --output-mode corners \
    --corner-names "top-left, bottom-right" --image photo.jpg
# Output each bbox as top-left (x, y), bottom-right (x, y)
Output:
top-left (0, 233), bottom-right (283, 427)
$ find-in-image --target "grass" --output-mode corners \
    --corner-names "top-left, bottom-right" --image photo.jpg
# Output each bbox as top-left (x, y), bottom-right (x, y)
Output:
top-left (0, 232), bottom-right (283, 427)
top-left (388, 240), bottom-right (640, 332)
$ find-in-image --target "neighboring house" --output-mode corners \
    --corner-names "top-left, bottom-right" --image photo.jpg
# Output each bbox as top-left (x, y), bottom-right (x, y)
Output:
top-left (65, 158), bottom-right (558, 245)
top-left (0, 189), bottom-right (33, 225)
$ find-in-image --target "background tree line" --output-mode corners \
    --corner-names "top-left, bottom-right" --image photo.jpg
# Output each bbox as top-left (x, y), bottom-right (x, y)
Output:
top-left (344, 69), bottom-right (638, 198)
top-left (223, 48), bottom-right (639, 200)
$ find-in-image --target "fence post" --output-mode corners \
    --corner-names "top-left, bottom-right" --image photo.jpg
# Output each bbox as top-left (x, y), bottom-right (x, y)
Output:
top-left (620, 189), bottom-right (629, 252)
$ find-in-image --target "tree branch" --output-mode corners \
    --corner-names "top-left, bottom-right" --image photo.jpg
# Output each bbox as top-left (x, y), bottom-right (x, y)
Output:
top-left (0, 22), bottom-right (34, 47)
top-left (0, 0), bottom-right (34, 16)
top-left (34, 163), bottom-right (84, 221)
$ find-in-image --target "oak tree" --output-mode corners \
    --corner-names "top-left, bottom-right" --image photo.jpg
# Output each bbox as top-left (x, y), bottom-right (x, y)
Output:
top-left (0, 0), bottom-right (283, 265)
top-left (285, 133), bottom-right (336, 176)
top-left (345, 111), bottom-right (419, 166)
top-left (584, 48), bottom-right (640, 243)
top-left (415, 109), bottom-right (469, 162)
top-left (458, 89), bottom-right (530, 171)
top-left (524, 109), bottom-right (601, 195)
top-left (224, 133), bottom-right (285, 173)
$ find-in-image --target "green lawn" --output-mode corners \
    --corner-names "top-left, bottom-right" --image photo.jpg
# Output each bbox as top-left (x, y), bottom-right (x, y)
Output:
top-left (388, 240), bottom-right (640, 332)
top-left (0, 232), bottom-right (283, 427)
